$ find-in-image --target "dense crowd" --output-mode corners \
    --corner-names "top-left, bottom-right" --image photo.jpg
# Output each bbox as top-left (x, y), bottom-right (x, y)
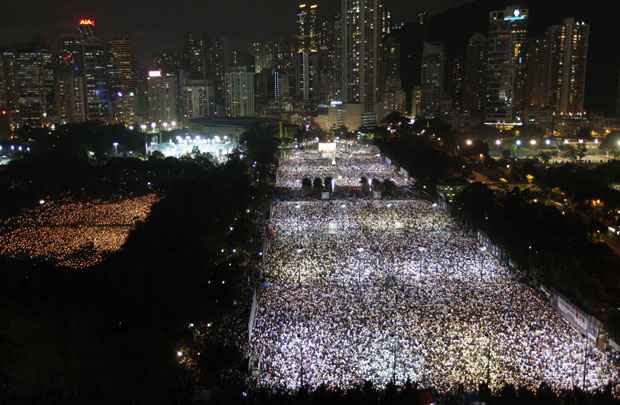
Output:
top-left (276, 145), bottom-right (409, 189)
top-left (0, 195), bottom-right (158, 269)
top-left (250, 145), bottom-right (619, 395)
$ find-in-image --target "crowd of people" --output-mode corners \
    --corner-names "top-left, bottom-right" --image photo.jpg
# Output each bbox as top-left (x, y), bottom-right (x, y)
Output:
top-left (276, 145), bottom-right (409, 189)
top-left (250, 146), bottom-right (620, 395)
top-left (0, 194), bottom-right (158, 269)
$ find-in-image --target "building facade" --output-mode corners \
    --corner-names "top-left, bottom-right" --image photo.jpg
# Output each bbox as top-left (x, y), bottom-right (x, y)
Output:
top-left (551, 18), bottom-right (590, 116)
top-left (341, 0), bottom-right (384, 126)
top-left (464, 33), bottom-right (486, 115)
top-left (420, 42), bottom-right (445, 118)
top-left (147, 70), bottom-right (178, 123)
top-left (13, 45), bottom-right (54, 128)
top-left (108, 37), bottom-right (137, 124)
top-left (181, 79), bottom-right (215, 119)
top-left (296, 3), bottom-right (320, 104)
top-left (485, 6), bottom-right (528, 125)
top-left (225, 66), bottom-right (255, 117)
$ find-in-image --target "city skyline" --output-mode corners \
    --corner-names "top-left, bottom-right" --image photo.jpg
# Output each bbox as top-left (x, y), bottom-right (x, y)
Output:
top-left (1, 0), bottom-right (470, 51)
top-left (1, 0), bottom-right (619, 133)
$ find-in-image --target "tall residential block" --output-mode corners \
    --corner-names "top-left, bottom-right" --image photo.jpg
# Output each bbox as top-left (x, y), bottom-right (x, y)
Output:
top-left (420, 42), bottom-right (445, 118)
top-left (341, 0), bottom-right (384, 126)
top-left (225, 66), bottom-right (255, 117)
top-left (485, 6), bottom-right (528, 125)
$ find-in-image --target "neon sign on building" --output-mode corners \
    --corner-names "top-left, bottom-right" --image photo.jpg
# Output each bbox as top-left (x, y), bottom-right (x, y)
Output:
top-left (79, 19), bottom-right (96, 26)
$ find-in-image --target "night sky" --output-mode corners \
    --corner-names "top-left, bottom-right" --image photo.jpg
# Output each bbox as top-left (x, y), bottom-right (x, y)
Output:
top-left (1, 0), bottom-right (468, 52)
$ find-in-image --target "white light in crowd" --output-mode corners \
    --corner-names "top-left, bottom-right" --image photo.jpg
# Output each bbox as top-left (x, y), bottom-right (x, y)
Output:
top-left (516, 140), bottom-right (522, 146)
top-left (176, 351), bottom-right (183, 357)
top-left (171, 121), bottom-right (177, 127)
top-left (39, 200), bottom-right (45, 205)
top-left (148, 70), bottom-right (162, 78)
top-left (465, 139), bottom-right (473, 146)
top-left (140, 124), bottom-right (147, 131)
top-left (545, 139), bottom-right (551, 145)
top-left (495, 139), bottom-right (501, 146)
top-left (530, 139), bottom-right (537, 146)
top-left (128, 126), bottom-right (134, 131)
top-left (578, 139), bottom-right (584, 144)
top-left (150, 122), bottom-right (157, 129)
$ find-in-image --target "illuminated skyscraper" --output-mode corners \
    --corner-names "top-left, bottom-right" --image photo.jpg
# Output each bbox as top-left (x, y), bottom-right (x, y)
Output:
top-left (0, 50), bottom-right (16, 112)
top-left (252, 41), bottom-right (276, 74)
top-left (420, 42), bottom-right (445, 117)
top-left (183, 33), bottom-right (207, 80)
top-left (341, 0), bottom-right (384, 126)
top-left (485, 6), bottom-right (528, 125)
top-left (55, 66), bottom-right (86, 123)
top-left (0, 55), bottom-right (6, 109)
top-left (550, 18), bottom-right (590, 115)
top-left (205, 37), bottom-right (226, 115)
top-left (382, 36), bottom-right (405, 114)
top-left (78, 18), bottom-right (96, 39)
top-left (296, 3), bottom-right (319, 104)
top-left (60, 35), bottom-right (84, 73)
top-left (318, 14), bottom-right (342, 103)
top-left (13, 44), bottom-right (54, 128)
top-left (225, 66), bottom-right (255, 117)
top-left (77, 19), bottom-right (111, 121)
top-left (108, 37), bottom-right (137, 123)
top-left (524, 36), bottom-right (549, 108)
top-left (180, 78), bottom-right (215, 119)
top-left (448, 55), bottom-right (465, 113)
top-left (147, 70), bottom-right (178, 123)
top-left (82, 39), bottom-right (111, 121)
top-left (464, 33), bottom-right (486, 114)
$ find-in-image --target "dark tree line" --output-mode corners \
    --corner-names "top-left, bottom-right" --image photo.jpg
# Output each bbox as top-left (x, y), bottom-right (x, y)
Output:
top-left (0, 124), bottom-right (280, 403)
